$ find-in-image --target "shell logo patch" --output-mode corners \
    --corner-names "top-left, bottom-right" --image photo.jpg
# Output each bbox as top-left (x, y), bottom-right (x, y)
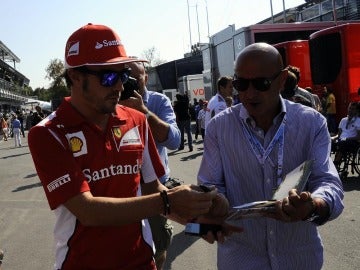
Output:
top-left (69, 136), bottom-right (83, 153)
top-left (65, 131), bottom-right (88, 157)
top-left (112, 127), bottom-right (122, 139)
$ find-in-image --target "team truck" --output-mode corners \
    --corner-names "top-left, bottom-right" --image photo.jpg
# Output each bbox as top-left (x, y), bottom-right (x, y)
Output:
top-left (162, 89), bottom-right (177, 105)
top-left (273, 40), bottom-right (313, 89)
top-left (201, 21), bottom-right (343, 97)
top-left (309, 22), bottom-right (360, 121)
top-left (177, 74), bottom-right (205, 105)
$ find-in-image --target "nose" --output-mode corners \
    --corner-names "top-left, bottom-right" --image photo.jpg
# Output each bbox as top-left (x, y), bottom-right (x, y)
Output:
top-left (243, 82), bottom-right (258, 99)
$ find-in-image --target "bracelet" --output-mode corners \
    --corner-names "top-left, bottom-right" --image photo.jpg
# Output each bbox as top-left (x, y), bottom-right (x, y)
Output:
top-left (160, 190), bottom-right (171, 216)
top-left (144, 110), bottom-right (151, 119)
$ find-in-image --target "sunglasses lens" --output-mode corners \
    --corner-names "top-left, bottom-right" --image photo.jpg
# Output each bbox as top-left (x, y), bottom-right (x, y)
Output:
top-left (252, 78), bottom-right (271, 92)
top-left (101, 72), bottom-right (119, 87)
top-left (100, 69), bottom-right (130, 87)
top-left (232, 78), bottom-right (250, 92)
top-left (119, 69), bottom-right (130, 84)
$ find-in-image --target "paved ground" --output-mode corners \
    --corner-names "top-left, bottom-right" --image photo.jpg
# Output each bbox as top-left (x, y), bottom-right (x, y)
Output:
top-left (0, 131), bottom-right (359, 269)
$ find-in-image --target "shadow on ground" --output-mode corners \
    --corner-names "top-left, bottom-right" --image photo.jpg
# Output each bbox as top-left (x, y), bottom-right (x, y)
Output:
top-left (164, 230), bottom-right (199, 269)
top-left (342, 176), bottom-right (360, 192)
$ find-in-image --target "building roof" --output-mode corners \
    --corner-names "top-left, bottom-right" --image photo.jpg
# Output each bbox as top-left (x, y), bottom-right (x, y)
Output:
top-left (0, 40), bottom-right (20, 63)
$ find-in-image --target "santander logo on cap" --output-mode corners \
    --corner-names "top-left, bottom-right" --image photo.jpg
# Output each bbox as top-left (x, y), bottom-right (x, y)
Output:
top-left (95, 39), bottom-right (123, 50)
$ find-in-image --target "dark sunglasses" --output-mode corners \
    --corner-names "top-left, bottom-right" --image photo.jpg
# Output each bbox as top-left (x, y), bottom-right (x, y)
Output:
top-left (232, 70), bottom-right (283, 92)
top-left (76, 67), bottom-right (131, 87)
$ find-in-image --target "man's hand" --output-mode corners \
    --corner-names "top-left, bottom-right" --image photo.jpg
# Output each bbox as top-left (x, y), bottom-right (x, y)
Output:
top-left (166, 184), bottom-right (218, 223)
top-left (118, 91), bottom-right (148, 113)
top-left (190, 189), bottom-right (243, 244)
top-left (265, 189), bottom-right (316, 222)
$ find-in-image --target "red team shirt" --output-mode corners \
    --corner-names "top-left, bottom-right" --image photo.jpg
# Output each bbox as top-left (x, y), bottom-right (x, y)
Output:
top-left (28, 97), bottom-right (165, 270)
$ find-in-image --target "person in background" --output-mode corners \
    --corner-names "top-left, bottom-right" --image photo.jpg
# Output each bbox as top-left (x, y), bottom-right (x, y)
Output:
top-left (31, 105), bottom-right (44, 127)
top-left (12, 115), bottom-right (22, 147)
top-left (198, 42), bottom-right (344, 270)
top-left (305, 86), bottom-right (322, 113)
top-left (194, 99), bottom-right (204, 141)
top-left (16, 110), bottom-right (25, 138)
top-left (281, 70), bottom-right (312, 107)
top-left (205, 76), bottom-right (233, 130)
top-left (225, 96), bottom-right (233, 107)
top-left (174, 93), bottom-right (193, 151)
top-left (197, 101), bottom-right (208, 140)
top-left (119, 60), bottom-right (181, 270)
top-left (324, 86), bottom-right (337, 135)
top-left (28, 23), bottom-right (228, 270)
top-left (1, 116), bottom-right (8, 141)
top-left (331, 102), bottom-right (360, 170)
top-left (25, 111), bottom-right (33, 130)
top-left (285, 65), bottom-right (316, 109)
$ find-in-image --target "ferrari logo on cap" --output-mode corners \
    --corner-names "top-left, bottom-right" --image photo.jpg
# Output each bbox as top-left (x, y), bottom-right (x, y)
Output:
top-left (68, 41), bottom-right (80, 56)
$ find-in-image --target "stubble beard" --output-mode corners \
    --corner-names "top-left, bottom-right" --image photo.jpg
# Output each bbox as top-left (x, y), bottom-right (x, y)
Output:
top-left (82, 79), bottom-right (117, 114)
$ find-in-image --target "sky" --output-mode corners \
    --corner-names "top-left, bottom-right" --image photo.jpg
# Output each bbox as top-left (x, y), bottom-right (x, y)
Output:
top-left (1, 0), bottom-right (305, 89)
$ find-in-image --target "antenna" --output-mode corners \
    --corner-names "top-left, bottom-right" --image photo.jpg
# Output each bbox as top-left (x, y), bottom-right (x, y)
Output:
top-left (187, 0), bottom-right (193, 48)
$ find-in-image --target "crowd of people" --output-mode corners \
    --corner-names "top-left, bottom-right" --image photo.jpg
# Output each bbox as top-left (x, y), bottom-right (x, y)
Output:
top-left (1, 22), bottom-right (357, 270)
top-left (0, 105), bottom-right (46, 148)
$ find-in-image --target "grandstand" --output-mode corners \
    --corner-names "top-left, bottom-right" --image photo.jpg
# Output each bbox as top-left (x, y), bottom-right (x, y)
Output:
top-left (0, 40), bottom-right (31, 113)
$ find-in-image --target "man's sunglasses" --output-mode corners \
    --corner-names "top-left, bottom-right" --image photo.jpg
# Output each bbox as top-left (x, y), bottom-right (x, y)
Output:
top-left (76, 67), bottom-right (131, 87)
top-left (232, 70), bottom-right (283, 92)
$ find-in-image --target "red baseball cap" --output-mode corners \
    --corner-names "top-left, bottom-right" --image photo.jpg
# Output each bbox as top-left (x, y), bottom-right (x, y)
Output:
top-left (64, 23), bottom-right (145, 69)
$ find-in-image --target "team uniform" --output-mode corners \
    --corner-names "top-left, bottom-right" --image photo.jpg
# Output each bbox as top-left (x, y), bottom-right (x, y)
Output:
top-left (204, 93), bottom-right (227, 130)
top-left (28, 97), bottom-right (165, 270)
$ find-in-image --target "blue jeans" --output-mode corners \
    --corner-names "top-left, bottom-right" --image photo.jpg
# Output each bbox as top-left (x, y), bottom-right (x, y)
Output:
top-left (177, 119), bottom-right (193, 149)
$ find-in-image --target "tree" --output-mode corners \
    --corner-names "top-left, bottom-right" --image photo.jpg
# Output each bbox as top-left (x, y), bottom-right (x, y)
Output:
top-left (44, 58), bottom-right (69, 102)
top-left (141, 47), bottom-right (166, 67)
top-left (45, 58), bottom-right (66, 88)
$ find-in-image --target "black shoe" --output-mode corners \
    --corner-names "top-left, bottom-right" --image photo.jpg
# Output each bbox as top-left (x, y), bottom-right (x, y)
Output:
top-left (0, 249), bottom-right (4, 265)
top-left (189, 146), bottom-right (193, 152)
top-left (178, 146), bottom-right (184, 151)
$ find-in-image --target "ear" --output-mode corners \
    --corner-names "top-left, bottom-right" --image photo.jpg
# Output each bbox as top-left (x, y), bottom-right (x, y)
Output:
top-left (144, 73), bottom-right (149, 85)
top-left (67, 69), bottom-right (83, 87)
top-left (278, 69), bottom-right (288, 93)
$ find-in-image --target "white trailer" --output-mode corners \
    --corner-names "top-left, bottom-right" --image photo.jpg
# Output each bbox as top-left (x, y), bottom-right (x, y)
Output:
top-left (177, 74), bottom-right (205, 105)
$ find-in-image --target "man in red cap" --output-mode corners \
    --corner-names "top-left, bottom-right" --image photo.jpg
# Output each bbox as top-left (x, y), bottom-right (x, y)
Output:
top-left (28, 23), bottom-right (229, 270)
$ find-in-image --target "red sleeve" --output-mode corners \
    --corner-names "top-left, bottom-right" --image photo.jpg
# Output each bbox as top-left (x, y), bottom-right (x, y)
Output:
top-left (28, 125), bottom-right (90, 209)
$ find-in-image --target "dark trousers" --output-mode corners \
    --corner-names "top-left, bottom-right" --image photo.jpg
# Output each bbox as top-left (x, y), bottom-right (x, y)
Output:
top-left (177, 119), bottom-right (193, 149)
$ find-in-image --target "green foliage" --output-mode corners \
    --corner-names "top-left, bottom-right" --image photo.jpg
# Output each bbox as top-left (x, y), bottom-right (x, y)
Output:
top-left (43, 58), bottom-right (69, 102)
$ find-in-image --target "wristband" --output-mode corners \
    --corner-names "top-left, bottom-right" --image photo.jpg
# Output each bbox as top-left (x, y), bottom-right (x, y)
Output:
top-left (144, 110), bottom-right (151, 119)
top-left (160, 190), bottom-right (171, 216)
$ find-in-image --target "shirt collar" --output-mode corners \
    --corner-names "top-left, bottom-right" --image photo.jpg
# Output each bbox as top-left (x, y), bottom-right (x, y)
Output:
top-left (142, 87), bottom-right (149, 105)
top-left (239, 97), bottom-right (287, 128)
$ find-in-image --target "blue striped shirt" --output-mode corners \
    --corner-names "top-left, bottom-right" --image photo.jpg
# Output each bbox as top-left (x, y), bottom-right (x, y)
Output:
top-left (143, 89), bottom-right (181, 183)
top-left (198, 98), bottom-right (344, 270)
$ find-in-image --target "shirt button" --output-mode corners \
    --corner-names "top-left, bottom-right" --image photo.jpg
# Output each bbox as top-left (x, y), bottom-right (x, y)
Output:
top-left (266, 178), bottom-right (271, 184)
top-left (270, 230), bottom-right (274, 235)
top-left (271, 253), bottom-right (275, 258)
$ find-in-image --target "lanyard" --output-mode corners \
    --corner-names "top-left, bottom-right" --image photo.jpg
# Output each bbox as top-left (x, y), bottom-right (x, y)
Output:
top-left (241, 115), bottom-right (286, 187)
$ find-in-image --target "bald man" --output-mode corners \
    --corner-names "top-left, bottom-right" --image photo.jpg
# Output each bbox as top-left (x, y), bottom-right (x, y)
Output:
top-left (198, 43), bottom-right (344, 270)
